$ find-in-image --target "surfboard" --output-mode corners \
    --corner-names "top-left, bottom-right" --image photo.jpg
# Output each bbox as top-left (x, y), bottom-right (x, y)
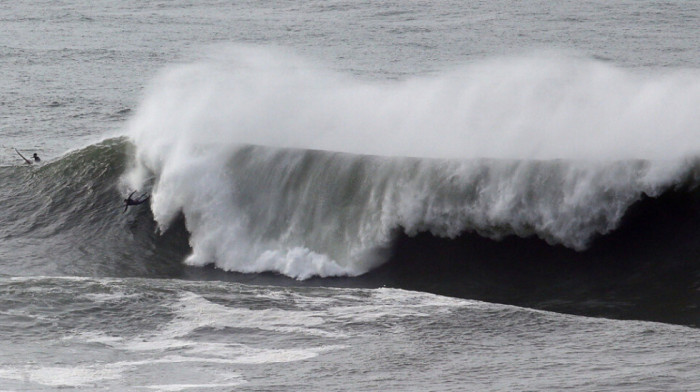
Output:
top-left (14, 148), bottom-right (32, 165)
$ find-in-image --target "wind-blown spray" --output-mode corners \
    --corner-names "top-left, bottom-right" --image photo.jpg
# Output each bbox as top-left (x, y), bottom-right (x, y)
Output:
top-left (125, 45), bottom-right (700, 279)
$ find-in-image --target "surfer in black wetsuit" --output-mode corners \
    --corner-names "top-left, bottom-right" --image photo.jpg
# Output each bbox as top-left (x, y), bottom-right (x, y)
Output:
top-left (14, 148), bottom-right (39, 165)
top-left (124, 191), bottom-right (150, 213)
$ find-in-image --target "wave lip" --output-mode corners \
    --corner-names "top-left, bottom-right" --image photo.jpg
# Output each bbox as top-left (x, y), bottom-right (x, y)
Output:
top-left (124, 46), bottom-right (700, 279)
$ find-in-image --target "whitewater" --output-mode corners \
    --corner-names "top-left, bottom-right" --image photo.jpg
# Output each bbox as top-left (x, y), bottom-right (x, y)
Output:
top-left (125, 46), bottom-right (699, 279)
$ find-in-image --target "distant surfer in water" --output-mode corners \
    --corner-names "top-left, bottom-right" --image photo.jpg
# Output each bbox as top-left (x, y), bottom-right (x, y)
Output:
top-left (124, 191), bottom-right (150, 213)
top-left (14, 148), bottom-right (39, 165)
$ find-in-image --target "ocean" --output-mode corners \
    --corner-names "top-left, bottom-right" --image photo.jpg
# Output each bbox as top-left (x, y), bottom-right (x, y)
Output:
top-left (1, 1), bottom-right (699, 390)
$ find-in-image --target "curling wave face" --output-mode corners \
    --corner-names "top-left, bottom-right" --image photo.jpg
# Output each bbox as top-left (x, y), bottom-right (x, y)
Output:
top-left (3, 137), bottom-right (697, 324)
top-left (0, 139), bottom-right (191, 277)
top-left (124, 46), bottom-right (700, 279)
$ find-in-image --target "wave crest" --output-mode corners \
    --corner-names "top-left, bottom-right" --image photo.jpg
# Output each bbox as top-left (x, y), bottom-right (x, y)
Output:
top-left (124, 46), bottom-right (700, 278)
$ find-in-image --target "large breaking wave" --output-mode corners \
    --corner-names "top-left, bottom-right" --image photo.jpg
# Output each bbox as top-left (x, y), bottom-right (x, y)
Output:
top-left (4, 136), bottom-right (698, 324)
top-left (123, 46), bottom-right (700, 279)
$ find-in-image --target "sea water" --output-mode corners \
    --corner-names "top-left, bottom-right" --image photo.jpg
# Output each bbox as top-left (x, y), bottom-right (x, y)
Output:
top-left (1, 1), bottom-right (699, 390)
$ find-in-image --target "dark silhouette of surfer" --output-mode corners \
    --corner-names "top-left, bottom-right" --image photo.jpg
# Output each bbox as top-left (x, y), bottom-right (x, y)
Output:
top-left (14, 148), bottom-right (39, 165)
top-left (124, 191), bottom-right (150, 213)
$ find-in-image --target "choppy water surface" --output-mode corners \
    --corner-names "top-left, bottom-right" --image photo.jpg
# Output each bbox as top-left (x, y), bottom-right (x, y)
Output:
top-left (1, 277), bottom-right (698, 391)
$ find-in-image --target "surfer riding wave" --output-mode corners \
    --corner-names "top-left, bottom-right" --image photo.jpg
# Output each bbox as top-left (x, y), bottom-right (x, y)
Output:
top-left (124, 191), bottom-right (150, 213)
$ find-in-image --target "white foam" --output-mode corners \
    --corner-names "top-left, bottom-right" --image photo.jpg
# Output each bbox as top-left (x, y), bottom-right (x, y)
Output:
top-left (164, 291), bottom-right (334, 337)
top-left (140, 383), bottom-right (244, 391)
top-left (186, 344), bottom-right (347, 364)
top-left (0, 357), bottom-right (247, 390)
top-left (109, 291), bottom-right (344, 361)
top-left (124, 45), bottom-right (700, 278)
top-left (0, 365), bottom-right (123, 387)
top-left (8, 285), bottom-right (484, 390)
top-left (231, 347), bottom-right (327, 364)
top-left (112, 288), bottom-right (462, 362)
